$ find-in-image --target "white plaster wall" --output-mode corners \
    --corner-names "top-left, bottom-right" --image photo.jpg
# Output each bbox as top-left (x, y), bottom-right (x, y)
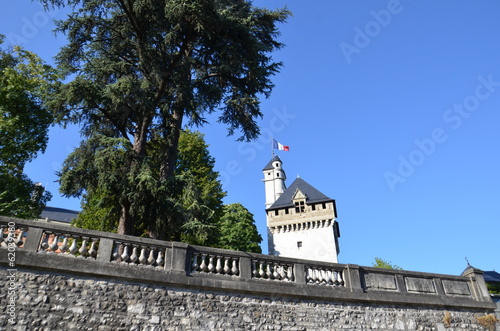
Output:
top-left (271, 225), bottom-right (338, 263)
top-left (263, 169), bottom-right (285, 208)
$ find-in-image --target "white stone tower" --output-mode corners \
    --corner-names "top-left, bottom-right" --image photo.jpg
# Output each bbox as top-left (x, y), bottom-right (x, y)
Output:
top-left (263, 157), bottom-right (340, 263)
top-left (262, 155), bottom-right (287, 209)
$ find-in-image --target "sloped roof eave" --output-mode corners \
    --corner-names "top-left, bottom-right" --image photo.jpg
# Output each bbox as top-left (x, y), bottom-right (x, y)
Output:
top-left (266, 197), bottom-right (335, 212)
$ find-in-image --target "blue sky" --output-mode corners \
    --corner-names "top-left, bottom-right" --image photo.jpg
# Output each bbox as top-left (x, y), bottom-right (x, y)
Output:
top-left (2, 1), bottom-right (499, 276)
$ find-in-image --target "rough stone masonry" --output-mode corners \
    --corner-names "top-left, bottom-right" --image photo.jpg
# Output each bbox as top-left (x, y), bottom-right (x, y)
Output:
top-left (0, 266), bottom-right (493, 331)
top-left (0, 217), bottom-right (496, 330)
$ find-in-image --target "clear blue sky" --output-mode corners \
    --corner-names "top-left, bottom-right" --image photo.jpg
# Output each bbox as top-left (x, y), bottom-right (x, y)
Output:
top-left (2, 1), bottom-right (499, 276)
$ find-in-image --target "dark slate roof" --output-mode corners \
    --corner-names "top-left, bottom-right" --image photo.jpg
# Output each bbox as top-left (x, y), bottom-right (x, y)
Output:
top-left (40, 206), bottom-right (80, 224)
top-left (263, 155), bottom-right (282, 171)
top-left (267, 177), bottom-right (334, 210)
top-left (484, 271), bottom-right (500, 284)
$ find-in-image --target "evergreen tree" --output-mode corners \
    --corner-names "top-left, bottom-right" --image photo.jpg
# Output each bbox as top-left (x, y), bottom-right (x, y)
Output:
top-left (0, 35), bottom-right (58, 218)
top-left (216, 203), bottom-right (262, 253)
top-left (40, 0), bottom-right (290, 237)
top-left (69, 130), bottom-right (226, 244)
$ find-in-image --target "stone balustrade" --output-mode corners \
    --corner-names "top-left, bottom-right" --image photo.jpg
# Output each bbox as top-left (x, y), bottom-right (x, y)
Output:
top-left (0, 216), bottom-right (495, 312)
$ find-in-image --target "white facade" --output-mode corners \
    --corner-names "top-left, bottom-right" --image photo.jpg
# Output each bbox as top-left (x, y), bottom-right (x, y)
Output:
top-left (262, 156), bottom-right (287, 209)
top-left (263, 157), bottom-right (340, 263)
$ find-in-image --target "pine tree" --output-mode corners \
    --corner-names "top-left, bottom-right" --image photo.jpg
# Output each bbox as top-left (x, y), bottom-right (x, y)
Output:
top-left (41, 0), bottom-right (290, 237)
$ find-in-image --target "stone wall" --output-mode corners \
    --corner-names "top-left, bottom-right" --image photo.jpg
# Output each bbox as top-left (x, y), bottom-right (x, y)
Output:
top-left (0, 266), bottom-right (494, 331)
top-left (1, 216), bottom-right (497, 330)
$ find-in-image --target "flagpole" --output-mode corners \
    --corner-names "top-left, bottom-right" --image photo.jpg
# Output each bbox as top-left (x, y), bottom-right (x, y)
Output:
top-left (271, 137), bottom-right (274, 156)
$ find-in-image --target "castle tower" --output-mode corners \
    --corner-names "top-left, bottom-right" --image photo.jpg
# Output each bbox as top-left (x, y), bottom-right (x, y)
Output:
top-left (262, 155), bottom-right (287, 209)
top-left (263, 157), bottom-right (340, 263)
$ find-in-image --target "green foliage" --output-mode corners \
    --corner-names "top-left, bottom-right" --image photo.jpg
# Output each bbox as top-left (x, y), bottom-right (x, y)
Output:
top-left (0, 35), bottom-right (58, 219)
top-left (372, 257), bottom-right (403, 270)
top-left (487, 283), bottom-right (500, 294)
top-left (69, 130), bottom-right (226, 245)
top-left (41, 0), bottom-right (290, 235)
top-left (216, 203), bottom-right (262, 253)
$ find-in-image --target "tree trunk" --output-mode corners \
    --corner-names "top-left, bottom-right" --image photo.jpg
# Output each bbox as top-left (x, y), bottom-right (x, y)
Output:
top-left (117, 199), bottom-right (134, 235)
top-left (160, 107), bottom-right (184, 182)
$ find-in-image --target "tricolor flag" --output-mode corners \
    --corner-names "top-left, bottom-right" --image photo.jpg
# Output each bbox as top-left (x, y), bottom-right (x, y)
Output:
top-left (272, 139), bottom-right (289, 151)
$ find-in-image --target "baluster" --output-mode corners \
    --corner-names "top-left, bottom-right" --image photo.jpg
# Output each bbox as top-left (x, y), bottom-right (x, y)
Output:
top-left (287, 266), bottom-right (294, 281)
top-left (191, 253), bottom-right (199, 272)
top-left (306, 268), bottom-right (312, 283)
top-left (88, 240), bottom-right (97, 258)
top-left (332, 271), bottom-right (339, 285)
top-left (336, 270), bottom-right (344, 286)
top-left (259, 262), bottom-right (265, 278)
top-left (0, 226), bottom-right (5, 248)
top-left (252, 260), bottom-right (258, 277)
top-left (147, 248), bottom-right (156, 265)
top-left (112, 243), bottom-right (120, 261)
top-left (120, 244), bottom-right (130, 262)
top-left (199, 254), bottom-right (207, 271)
top-left (69, 237), bottom-right (79, 255)
top-left (272, 263), bottom-right (279, 280)
top-left (79, 238), bottom-right (89, 257)
top-left (40, 233), bottom-right (50, 250)
top-left (318, 268), bottom-right (326, 284)
top-left (60, 236), bottom-right (69, 253)
top-left (310, 268), bottom-right (318, 283)
top-left (325, 270), bottom-right (333, 285)
top-left (215, 256), bottom-right (223, 274)
top-left (15, 229), bottom-right (24, 247)
top-left (266, 264), bottom-right (272, 279)
top-left (278, 265), bottom-right (285, 280)
top-left (156, 250), bottom-right (164, 267)
top-left (138, 247), bottom-right (147, 264)
top-left (223, 257), bottom-right (231, 274)
top-left (231, 258), bottom-right (239, 276)
top-left (207, 256), bottom-right (215, 272)
top-left (129, 246), bottom-right (138, 263)
top-left (315, 268), bottom-right (321, 284)
top-left (48, 234), bottom-right (59, 252)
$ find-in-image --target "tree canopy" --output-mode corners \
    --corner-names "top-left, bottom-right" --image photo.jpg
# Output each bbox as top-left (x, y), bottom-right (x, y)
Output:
top-left (69, 129), bottom-right (226, 244)
top-left (372, 257), bottom-right (403, 270)
top-left (0, 35), bottom-right (57, 218)
top-left (40, 0), bottom-right (290, 236)
top-left (216, 203), bottom-right (262, 253)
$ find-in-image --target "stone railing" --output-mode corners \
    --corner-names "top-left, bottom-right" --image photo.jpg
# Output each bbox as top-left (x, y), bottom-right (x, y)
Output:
top-left (0, 216), bottom-right (495, 311)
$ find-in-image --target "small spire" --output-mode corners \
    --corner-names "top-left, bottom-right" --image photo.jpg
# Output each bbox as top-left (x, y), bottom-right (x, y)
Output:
top-left (297, 174), bottom-right (300, 178)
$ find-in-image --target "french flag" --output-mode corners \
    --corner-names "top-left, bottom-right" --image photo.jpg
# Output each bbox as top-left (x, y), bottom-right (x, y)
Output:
top-left (273, 139), bottom-right (289, 151)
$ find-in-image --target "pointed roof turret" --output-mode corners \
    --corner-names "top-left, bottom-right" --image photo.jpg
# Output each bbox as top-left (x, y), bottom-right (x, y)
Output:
top-left (263, 155), bottom-right (282, 171)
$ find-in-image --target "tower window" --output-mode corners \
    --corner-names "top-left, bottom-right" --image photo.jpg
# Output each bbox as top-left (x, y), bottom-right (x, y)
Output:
top-left (285, 208), bottom-right (289, 215)
top-left (311, 204), bottom-right (316, 211)
top-left (297, 241), bottom-right (302, 248)
top-left (275, 163), bottom-right (279, 167)
top-left (322, 202), bottom-right (327, 209)
top-left (295, 201), bottom-right (305, 213)
top-left (274, 210), bottom-right (279, 216)
top-left (276, 173), bottom-right (280, 177)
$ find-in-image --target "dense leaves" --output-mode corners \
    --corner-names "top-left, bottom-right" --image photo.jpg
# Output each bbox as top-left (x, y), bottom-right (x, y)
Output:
top-left (40, 0), bottom-right (290, 235)
top-left (216, 203), bottom-right (262, 253)
top-left (69, 130), bottom-right (227, 243)
top-left (0, 35), bottom-right (57, 218)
